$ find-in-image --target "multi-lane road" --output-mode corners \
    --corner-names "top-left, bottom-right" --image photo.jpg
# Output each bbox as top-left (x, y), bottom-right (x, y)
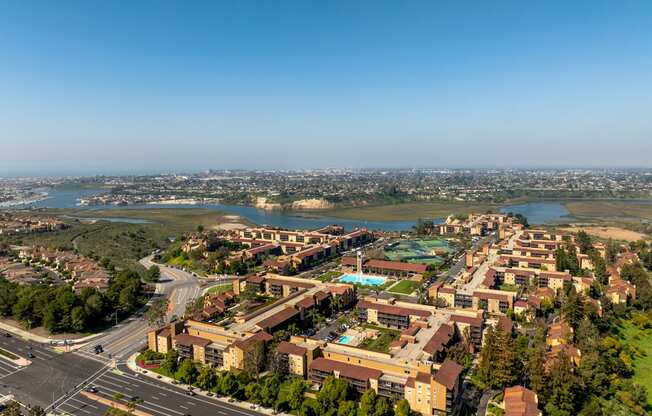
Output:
top-left (0, 335), bottom-right (104, 408)
top-left (0, 332), bottom-right (264, 416)
top-left (76, 256), bottom-right (202, 361)
top-left (0, 255), bottom-right (251, 416)
top-left (55, 363), bottom-right (265, 416)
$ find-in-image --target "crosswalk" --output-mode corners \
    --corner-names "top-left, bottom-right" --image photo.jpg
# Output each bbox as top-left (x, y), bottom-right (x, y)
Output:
top-left (0, 356), bottom-right (25, 379)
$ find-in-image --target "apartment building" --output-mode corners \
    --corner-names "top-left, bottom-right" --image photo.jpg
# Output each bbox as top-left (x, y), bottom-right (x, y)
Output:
top-left (342, 257), bottom-right (428, 277)
top-left (499, 255), bottom-right (557, 272)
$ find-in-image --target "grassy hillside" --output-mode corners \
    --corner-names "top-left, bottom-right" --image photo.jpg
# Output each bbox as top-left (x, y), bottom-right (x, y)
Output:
top-left (619, 320), bottom-right (652, 403)
top-left (2, 208), bottom-right (247, 269)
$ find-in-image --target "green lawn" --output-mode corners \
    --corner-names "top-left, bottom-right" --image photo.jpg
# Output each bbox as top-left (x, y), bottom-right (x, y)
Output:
top-left (359, 331), bottom-right (400, 353)
top-left (359, 324), bottom-right (401, 353)
top-left (387, 280), bottom-right (420, 294)
top-left (498, 283), bottom-right (519, 292)
top-left (316, 271), bottom-right (343, 282)
top-left (619, 320), bottom-right (652, 403)
top-left (207, 283), bottom-right (233, 294)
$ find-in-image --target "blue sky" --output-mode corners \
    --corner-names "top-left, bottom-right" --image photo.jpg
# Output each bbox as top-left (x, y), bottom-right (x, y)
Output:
top-left (1, 1), bottom-right (651, 175)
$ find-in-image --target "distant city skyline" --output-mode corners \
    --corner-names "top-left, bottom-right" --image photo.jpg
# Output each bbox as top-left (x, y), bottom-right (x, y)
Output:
top-left (1, 1), bottom-right (652, 175)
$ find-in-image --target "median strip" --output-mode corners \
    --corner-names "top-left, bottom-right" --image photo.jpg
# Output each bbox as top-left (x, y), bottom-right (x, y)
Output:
top-left (0, 347), bottom-right (30, 366)
top-left (80, 391), bottom-right (153, 416)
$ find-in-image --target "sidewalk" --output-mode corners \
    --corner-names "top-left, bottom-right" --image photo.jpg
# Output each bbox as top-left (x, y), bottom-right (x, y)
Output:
top-left (0, 321), bottom-right (104, 345)
top-left (126, 353), bottom-right (287, 416)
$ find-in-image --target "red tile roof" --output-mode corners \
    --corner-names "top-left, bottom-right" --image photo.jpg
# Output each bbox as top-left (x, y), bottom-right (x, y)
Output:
top-left (174, 333), bottom-right (211, 348)
top-left (256, 307), bottom-right (299, 331)
top-left (366, 259), bottom-right (428, 273)
top-left (356, 300), bottom-right (431, 318)
top-left (277, 341), bottom-right (307, 356)
top-left (423, 324), bottom-right (454, 356)
top-left (310, 357), bottom-right (382, 381)
top-left (433, 359), bottom-right (463, 390)
top-left (267, 278), bottom-right (315, 289)
top-left (504, 386), bottom-right (541, 416)
top-left (450, 313), bottom-right (483, 327)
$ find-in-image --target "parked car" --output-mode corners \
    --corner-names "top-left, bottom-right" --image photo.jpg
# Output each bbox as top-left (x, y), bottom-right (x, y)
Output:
top-left (86, 386), bottom-right (98, 393)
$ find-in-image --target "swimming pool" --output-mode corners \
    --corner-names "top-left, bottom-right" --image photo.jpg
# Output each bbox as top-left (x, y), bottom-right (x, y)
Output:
top-left (339, 273), bottom-right (387, 286)
top-left (337, 335), bottom-right (353, 344)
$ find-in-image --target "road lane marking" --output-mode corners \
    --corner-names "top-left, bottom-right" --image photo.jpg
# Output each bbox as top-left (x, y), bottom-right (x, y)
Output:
top-left (92, 384), bottom-right (183, 416)
top-left (114, 371), bottom-right (257, 416)
top-left (97, 379), bottom-right (133, 391)
top-left (60, 403), bottom-right (93, 415)
top-left (104, 373), bottom-right (139, 386)
top-left (70, 398), bottom-right (99, 410)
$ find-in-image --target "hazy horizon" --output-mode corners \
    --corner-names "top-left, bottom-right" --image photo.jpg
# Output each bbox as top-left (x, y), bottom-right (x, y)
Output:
top-left (2, 1), bottom-right (652, 175)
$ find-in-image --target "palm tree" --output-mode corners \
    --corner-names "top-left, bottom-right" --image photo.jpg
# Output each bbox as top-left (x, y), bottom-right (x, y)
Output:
top-left (331, 296), bottom-right (343, 314)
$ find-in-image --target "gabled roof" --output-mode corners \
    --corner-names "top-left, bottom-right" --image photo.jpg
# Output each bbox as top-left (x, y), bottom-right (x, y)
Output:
top-left (433, 359), bottom-right (463, 390)
top-left (310, 357), bottom-right (382, 381)
top-left (277, 341), bottom-right (307, 356)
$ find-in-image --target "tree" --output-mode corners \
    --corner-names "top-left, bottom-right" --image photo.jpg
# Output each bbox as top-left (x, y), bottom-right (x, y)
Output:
top-left (184, 297), bottom-right (204, 318)
top-left (118, 287), bottom-right (138, 314)
top-left (196, 366), bottom-right (218, 391)
top-left (258, 376), bottom-right (281, 407)
top-left (395, 399), bottom-right (412, 416)
top-left (145, 265), bottom-right (161, 283)
top-left (316, 376), bottom-right (351, 413)
top-left (337, 401), bottom-right (357, 416)
top-left (245, 382), bottom-right (263, 404)
top-left (527, 330), bottom-right (547, 395)
top-left (560, 286), bottom-right (584, 333)
top-left (358, 389), bottom-right (377, 416)
top-left (219, 371), bottom-right (240, 396)
top-left (70, 305), bottom-right (87, 331)
top-left (243, 340), bottom-right (266, 380)
top-left (4, 401), bottom-right (23, 416)
top-left (267, 350), bottom-right (289, 377)
top-left (373, 397), bottom-right (391, 416)
top-left (176, 358), bottom-right (198, 385)
top-left (0, 282), bottom-right (18, 317)
top-left (543, 351), bottom-right (579, 416)
top-left (160, 349), bottom-right (179, 375)
top-left (27, 406), bottom-right (45, 416)
top-left (145, 298), bottom-right (169, 327)
top-left (476, 325), bottom-right (518, 389)
top-left (286, 378), bottom-right (306, 411)
top-left (576, 231), bottom-right (593, 254)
